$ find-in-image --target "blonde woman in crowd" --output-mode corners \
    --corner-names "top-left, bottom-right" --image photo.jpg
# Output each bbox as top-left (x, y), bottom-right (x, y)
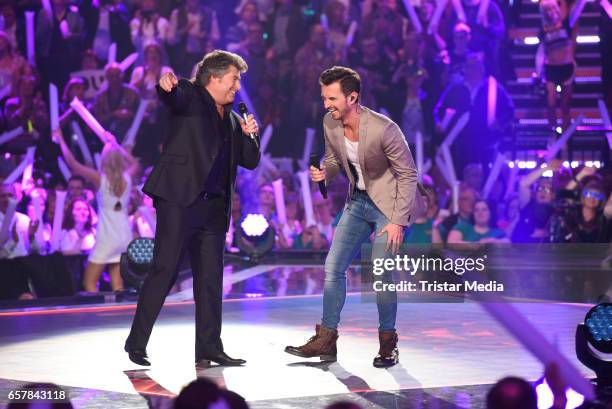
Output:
top-left (54, 128), bottom-right (139, 292)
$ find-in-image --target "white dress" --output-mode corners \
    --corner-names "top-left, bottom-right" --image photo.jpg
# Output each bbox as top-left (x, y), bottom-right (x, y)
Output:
top-left (88, 172), bottom-right (133, 264)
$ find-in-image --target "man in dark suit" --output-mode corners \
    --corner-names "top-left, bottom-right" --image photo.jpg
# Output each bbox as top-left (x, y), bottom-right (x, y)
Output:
top-left (125, 50), bottom-right (260, 367)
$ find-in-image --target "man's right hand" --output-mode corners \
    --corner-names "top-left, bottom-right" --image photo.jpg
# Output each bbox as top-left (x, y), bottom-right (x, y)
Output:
top-left (159, 72), bottom-right (178, 92)
top-left (309, 165), bottom-right (325, 183)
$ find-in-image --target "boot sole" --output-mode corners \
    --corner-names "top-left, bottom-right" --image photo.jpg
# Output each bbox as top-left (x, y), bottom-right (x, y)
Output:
top-left (196, 359), bottom-right (245, 367)
top-left (284, 348), bottom-right (337, 362)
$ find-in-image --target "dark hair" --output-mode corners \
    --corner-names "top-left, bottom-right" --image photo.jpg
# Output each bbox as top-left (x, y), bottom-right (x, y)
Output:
top-left (62, 197), bottom-right (93, 231)
top-left (219, 389), bottom-right (249, 409)
top-left (174, 378), bottom-right (223, 409)
top-left (471, 199), bottom-right (497, 228)
top-left (486, 377), bottom-right (537, 409)
top-left (319, 66), bottom-right (361, 99)
top-left (193, 50), bottom-right (248, 87)
top-left (325, 402), bottom-right (363, 409)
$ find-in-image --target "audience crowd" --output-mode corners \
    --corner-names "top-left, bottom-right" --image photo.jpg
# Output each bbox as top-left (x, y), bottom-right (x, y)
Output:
top-left (0, 0), bottom-right (611, 298)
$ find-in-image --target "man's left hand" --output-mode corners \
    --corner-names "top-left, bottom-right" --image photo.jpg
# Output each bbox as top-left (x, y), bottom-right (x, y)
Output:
top-left (378, 223), bottom-right (404, 254)
top-left (240, 114), bottom-right (259, 137)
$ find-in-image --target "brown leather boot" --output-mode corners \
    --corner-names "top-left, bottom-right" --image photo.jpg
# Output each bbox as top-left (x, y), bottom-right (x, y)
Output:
top-left (285, 324), bottom-right (338, 361)
top-left (373, 330), bottom-right (399, 368)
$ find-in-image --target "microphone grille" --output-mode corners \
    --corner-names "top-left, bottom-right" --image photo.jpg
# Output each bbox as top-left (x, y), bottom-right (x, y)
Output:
top-left (238, 102), bottom-right (248, 114)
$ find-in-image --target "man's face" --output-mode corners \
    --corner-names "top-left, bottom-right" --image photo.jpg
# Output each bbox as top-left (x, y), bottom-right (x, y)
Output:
top-left (0, 185), bottom-right (15, 213)
top-left (208, 65), bottom-right (241, 106)
top-left (321, 82), bottom-right (351, 121)
top-left (68, 180), bottom-right (84, 199)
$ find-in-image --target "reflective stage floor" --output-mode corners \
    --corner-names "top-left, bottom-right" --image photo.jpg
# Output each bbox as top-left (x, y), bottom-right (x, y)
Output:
top-left (0, 265), bottom-right (596, 409)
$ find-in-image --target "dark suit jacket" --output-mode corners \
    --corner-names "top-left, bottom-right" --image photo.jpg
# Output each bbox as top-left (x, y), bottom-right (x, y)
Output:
top-left (142, 79), bottom-right (260, 229)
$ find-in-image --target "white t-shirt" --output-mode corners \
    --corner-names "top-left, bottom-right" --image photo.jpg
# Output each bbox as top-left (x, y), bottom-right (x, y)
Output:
top-left (344, 138), bottom-right (366, 190)
top-left (0, 211), bottom-right (30, 259)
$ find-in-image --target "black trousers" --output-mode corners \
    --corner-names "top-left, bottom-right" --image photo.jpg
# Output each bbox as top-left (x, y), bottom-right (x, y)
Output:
top-left (126, 194), bottom-right (227, 360)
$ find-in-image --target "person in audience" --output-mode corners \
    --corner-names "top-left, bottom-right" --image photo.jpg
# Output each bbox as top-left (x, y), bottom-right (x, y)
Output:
top-left (361, 0), bottom-right (408, 54)
top-left (274, 190), bottom-right (303, 249)
top-left (448, 199), bottom-right (509, 243)
top-left (404, 186), bottom-right (437, 243)
top-left (67, 175), bottom-right (86, 201)
top-left (433, 52), bottom-right (514, 175)
top-left (457, 0), bottom-right (506, 78)
top-left (130, 190), bottom-right (156, 239)
top-left (0, 183), bottom-right (33, 259)
top-left (59, 197), bottom-right (96, 255)
top-left (23, 190), bottom-right (51, 255)
top-left (4, 73), bottom-right (49, 141)
top-left (559, 179), bottom-right (612, 242)
top-left (433, 184), bottom-right (477, 242)
top-left (173, 378), bottom-right (230, 409)
top-left (35, 0), bottom-right (86, 90)
top-left (538, 0), bottom-right (577, 134)
top-left (54, 128), bottom-right (138, 292)
top-left (512, 160), bottom-right (559, 242)
top-left (167, 0), bottom-right (220, 76)
top-left (226, 0), bottom-right (261, 53)
top-left (80, 48), bottom-right (100, 71)
top-left (256, 183), bottom-right (275, 220)
top-left (292, 224), bottom-right (328, 250)
top-left (130, 42), bottom-right (173, 96)
top-left (447, 22), bottom-right (473, 85)
top-left (92, 62), bottom-right (140, 143)
top-left (324, 0), bottom-right (349, 61)
top-left (89, 0), bottom-right (134, 63)
top-left (0, 4), bottom-right (19, 50)
top-left (0, 31), bottom-right (27, 101)
top-left (312, 191), bottom-right (334, 241)
top-left (486, 376), bottom-right (538, 409)
top-left (129, 0), bottom-right (169, 65)
top-left (497, 194), bottom-right (521, 238)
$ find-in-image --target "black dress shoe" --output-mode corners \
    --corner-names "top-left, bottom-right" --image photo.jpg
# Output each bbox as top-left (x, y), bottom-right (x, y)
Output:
top-left (125, 344), bottom-right (150, 366)
top-left (196, 351), bottom-right (246, 367)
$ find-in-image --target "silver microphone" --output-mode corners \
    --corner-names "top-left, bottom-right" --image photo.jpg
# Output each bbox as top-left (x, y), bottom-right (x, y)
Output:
top-left (237, 102), bottom-right (259, 149)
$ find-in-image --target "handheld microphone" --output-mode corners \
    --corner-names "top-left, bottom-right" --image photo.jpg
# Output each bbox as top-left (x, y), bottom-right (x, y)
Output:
top-left (309, 154), bottom-right (328, 199)
top-left (237, 102), bottom-right (259, 149)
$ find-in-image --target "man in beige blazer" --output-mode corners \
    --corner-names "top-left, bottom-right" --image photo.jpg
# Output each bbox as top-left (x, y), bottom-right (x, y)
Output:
top-left (285, 66), bottom-right (424, 368)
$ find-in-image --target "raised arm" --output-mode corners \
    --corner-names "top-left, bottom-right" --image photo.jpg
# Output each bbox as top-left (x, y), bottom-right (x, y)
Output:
top-left (156, 74), bottom-right (194, 113)
top-left (53, 128), bottom-right (101, 190)
top-left (518, 159), bottom-right (560, 207)
top-left (565, 166), bottom-right (596, 190)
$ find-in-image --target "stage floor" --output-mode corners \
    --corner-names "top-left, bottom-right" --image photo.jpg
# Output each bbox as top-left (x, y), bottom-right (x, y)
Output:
top-left (0, 265), bottom-right (595, 409)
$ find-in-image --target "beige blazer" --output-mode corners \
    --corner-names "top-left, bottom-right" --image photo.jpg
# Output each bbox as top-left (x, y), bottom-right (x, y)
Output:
top-left (322, 107), bottom-right (425, 226)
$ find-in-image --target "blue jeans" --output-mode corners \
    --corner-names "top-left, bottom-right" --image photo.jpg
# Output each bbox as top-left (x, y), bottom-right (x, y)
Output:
top-left (321, 190), bottom-right (397, 331)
